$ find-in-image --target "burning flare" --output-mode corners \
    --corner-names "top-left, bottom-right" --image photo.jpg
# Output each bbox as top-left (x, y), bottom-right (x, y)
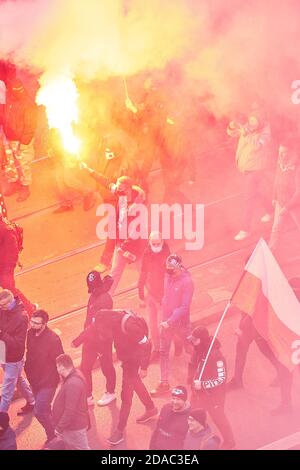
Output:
top-left (36, 76), bottom-right (81, 154)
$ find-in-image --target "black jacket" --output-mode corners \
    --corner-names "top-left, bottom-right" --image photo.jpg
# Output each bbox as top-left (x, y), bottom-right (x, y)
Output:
top-left (72, 278), bottom-right (113, 349)
top-left (0, 220), bottom-right (19, 269)
top-left (188, 338), bottom-right (227, 400)
top-left (138, 242), bottom-right (170, 303)
top-left (0, 299), bottom-right (28, 362)
top-left (95, 310), bottom-right (151, 370)
top-left (150, 402), bottom-right (191, 450)
top-left (52, 369), bottom-right (90, 433)
top-left (25, 327), bottom-right (64, 392)
top-left (85, 278), bottom-right (113, 328)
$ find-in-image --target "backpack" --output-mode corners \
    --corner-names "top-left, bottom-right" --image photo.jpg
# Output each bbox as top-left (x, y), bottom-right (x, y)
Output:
top-left (121, 310), bottom-right (149, 344)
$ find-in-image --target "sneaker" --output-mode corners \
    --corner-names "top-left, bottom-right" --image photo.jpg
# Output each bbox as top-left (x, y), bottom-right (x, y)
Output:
top-left (87, 396), bottom-right (94, 407)
top-left (83, 192), bottom-right (96, 211)
top-left (234, 230), bottom-right (250, 241)
top-left (53, 204), bottom-right (74, 214)
top-left (94, 263), bottom-right (111, 273)
top-left (136, 407), bottom-right (158, 423)
top-left (97, 392), bottom-right (116, 407)
top-left (227, 377), bottom-right (243, 390)
top-left (261, 213), bottom-right (272, 223)
top-left (107, 429), bottom-right (124, 446)
top-left (17, 402), bottom-right (35, 416)
top-left (17, 185), bottom-right (30, 202)
top-left (270, 403), bottom-right (292, 416)
top-left (150, 382), bottom-right (170, 397)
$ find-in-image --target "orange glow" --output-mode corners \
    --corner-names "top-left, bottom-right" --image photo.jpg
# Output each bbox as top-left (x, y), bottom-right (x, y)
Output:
top-left (36, 76), bottom-right (81, 155)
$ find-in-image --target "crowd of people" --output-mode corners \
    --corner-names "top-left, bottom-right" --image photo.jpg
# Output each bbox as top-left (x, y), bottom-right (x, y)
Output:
top-left (0, 63), bottom-right (300, 451)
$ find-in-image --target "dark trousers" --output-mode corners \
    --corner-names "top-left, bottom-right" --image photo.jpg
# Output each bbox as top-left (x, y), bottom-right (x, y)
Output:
top-left (234, 331), bottom-right (292, 406)
top-left (118, 361), bottom-right (154, 432)
top-left (0, 267), bottom-right (34, 316)
top-left (80, 341), bottom-right (116, 397)
top-left (191, 391), bottom-right (234, 446)
top-left (242, 170), bottom-right (272, 231)
top-left (34, 387), bottom-right (57, 440)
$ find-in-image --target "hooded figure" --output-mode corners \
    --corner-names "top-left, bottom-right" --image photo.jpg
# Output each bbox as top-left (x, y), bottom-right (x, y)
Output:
top-left (71, 272), bottom-right (116, 407)
top-left (188, 326), bottom-right (235, 450)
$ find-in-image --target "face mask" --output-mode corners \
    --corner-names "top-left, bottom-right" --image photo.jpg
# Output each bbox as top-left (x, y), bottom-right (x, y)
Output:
top-left (150, 243), bottom-right (163, 253)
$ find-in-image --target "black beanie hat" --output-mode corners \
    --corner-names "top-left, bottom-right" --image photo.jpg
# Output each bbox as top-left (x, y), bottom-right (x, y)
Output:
top-left (86, 270), bottom-right (103, 293)
top-left (190, 326), bottom-right (210, 342)
top-left (189, 408), bottom-right (207, 426)
top-left (0, 412), bottom-right (9, 431)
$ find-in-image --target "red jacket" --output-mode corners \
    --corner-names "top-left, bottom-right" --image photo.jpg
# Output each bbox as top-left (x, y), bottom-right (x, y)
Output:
top-left (3, 94), bottom-right (37, 144)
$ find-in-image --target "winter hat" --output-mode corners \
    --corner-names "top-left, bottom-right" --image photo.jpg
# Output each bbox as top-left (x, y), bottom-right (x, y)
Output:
top-left (189, 408), bottom-right (207, 427)
top-left (171, 385), bottom-right (188, 401)
top-left (86, 271), bottom-right (103, 293)
top-left (0, 412), bottom-right (9, 431)
top-left (0, 289), bottom-right (14, 307)
top-left (190, 326), bottom-right (210, 343)
top-left (166, 253), bottom-right (182, 270)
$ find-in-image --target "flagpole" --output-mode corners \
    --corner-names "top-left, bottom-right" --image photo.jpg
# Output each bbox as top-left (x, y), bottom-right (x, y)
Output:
top-left (195, 239), bottom-right (263, 384)
top-left (195, 300), bottom-right (232, 383)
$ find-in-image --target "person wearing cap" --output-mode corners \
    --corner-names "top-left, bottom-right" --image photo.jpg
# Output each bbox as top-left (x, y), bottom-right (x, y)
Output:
top-left (93, 309), bottom-right (157, 446)
top-left (0, 412), bottom-right (17, 450)
top-left (138, 231), bottom-right (170, 361)
top-left (2, 79), bottom-right (38, 202)
top-left (71, 271), bottom-right (116, 407)
top-left (21, 310), bottom-right (64, 446)
top-left (227, 111), bottom-right (272, 241)
top-left (149, 385), bottom-right (190, 450)
top-left (151, 253), bottom-right (194, 397)
top-left (0, 289), bottom-right (35, 413)
top-left (188, 326), bottom-right (235, 450)
top-left (184, 409), bottom-right (220, 450)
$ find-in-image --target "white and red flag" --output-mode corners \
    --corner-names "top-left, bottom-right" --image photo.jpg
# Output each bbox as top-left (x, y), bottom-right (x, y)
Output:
top-left (232, 238), bottom-right (300, 370)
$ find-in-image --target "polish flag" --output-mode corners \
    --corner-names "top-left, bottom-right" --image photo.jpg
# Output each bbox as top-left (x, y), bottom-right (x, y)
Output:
top-left (232, 238), bottom-right (300, 370)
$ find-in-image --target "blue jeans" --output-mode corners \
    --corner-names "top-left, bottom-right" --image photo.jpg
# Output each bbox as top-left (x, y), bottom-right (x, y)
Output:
top-left (34, 387), bottom-right (57, 440)
top-left (160, 324), bottom-right (191, 383)
top-left (0, 360), bottom-right (35, 412)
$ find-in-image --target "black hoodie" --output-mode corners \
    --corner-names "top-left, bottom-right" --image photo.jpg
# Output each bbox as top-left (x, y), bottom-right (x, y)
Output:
top-left (72, 277), bottom-right (113, 349)
top-left (188, 338), bottom-right (227, 399)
